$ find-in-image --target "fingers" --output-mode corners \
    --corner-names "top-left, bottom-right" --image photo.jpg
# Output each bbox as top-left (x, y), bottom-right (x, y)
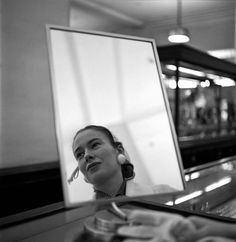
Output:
top-left (188, 216), bottom-right (236, 239)
top-left (119, 225), bottom-right (169, 242)
top-left (123, 239), bottom-right (149, 242)
top-left (123, 238), bottom-right (162, 242)
top-left (117, 225), bottom-right (158, 239)
top-left (170, 219), bottom-right (198, 242)
top-left (123, 238), bottom-right (166, 242)
top-left (188, 216), bottom-right (211, 229)
top-left (195, 236), bottom-right (236, 242)
top-left (122, 211), bottom-right (236, 242)
top-left (125, 210), bottom-right (200, 242)
top-left (127, 209), bottom-right (182, 226)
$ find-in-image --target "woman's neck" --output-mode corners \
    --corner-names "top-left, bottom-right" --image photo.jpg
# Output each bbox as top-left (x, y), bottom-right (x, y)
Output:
top-left (94, 172), bottom-right (124, 197)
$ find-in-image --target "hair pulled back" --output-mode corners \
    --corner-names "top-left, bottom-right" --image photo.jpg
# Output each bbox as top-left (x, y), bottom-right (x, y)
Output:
top-left (72, 125), bottom-right (135, 180)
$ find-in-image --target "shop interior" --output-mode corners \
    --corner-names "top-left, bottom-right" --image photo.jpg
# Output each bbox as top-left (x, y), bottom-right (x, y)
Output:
top-left (1, 0), bottom-right (236, 241)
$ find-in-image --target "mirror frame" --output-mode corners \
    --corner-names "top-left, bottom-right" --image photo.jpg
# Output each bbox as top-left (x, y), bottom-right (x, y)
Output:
top-left (46, 24), bottom-right (186, 207)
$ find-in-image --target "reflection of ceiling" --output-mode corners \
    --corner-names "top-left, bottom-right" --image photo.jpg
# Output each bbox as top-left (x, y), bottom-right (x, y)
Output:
top-left (70, 0), bottom-right (236, 61)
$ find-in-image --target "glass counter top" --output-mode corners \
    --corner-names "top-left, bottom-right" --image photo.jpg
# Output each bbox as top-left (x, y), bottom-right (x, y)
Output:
top-left (142, 155), bottom-right (236, 222)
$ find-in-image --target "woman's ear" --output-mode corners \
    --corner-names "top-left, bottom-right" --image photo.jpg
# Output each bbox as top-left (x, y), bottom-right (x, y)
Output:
top-left (116, 143), bottom-right (125, 153)
top-left (115, 142), bottom-right (131, 164)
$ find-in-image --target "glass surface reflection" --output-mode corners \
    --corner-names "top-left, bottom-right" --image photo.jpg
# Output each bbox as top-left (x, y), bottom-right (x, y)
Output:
top-left (47, 26), bottom-right (185, 207)
top-left (162, 61), bottom-right (236, 139)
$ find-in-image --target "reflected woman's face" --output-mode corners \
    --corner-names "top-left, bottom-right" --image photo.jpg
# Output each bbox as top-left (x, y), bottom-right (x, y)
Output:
top-left (72, 129), bottom-right (121, 185)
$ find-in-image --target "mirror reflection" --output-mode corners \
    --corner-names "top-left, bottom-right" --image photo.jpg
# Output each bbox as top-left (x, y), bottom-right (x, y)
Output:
top-left (47, 26), bottom-right (185, 206)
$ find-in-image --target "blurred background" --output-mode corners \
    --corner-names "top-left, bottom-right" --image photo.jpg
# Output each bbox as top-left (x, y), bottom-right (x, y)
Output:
top-left (1, 0), bottom-right (236, 169)
top-left (1, 0), bottom-right (236, 221)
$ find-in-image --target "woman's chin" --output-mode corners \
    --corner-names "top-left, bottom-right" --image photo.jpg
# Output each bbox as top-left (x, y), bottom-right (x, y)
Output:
top-left (89, 170), bottom-right (108, 185)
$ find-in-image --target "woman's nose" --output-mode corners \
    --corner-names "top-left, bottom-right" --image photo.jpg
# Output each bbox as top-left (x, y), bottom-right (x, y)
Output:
top-left (84, 150), bottom-right (93, 162)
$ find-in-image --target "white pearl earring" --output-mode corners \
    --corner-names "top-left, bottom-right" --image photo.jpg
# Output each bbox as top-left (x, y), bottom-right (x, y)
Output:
top-left (117, 153), bottom-right (126, 165)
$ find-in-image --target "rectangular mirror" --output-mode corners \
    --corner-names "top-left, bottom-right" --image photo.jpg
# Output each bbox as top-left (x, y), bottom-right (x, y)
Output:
top-left (46, 25), bottom-right (186, 207)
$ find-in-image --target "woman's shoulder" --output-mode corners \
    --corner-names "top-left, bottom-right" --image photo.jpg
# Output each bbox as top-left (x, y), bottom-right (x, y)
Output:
top-left (126, 180), bottom-right (176, 196)
top-left (126, 180), bottom-right (153, 196)
top-left (152, 184), bottom-right (177, 193)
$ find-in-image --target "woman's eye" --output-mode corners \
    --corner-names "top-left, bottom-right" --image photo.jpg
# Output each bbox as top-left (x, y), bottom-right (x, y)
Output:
top-left (91, 142), bottom-right (100, 149)
top-left (76, 151), bottom-right (84, 160)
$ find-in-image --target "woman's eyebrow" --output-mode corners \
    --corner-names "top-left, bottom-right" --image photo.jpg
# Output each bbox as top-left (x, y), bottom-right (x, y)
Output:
top-left (74, 146), bottom-right (82, 154)
top-left (74, 138), bottom-right (101, 153)
top-left (88, 138), bottom-right (101, 145)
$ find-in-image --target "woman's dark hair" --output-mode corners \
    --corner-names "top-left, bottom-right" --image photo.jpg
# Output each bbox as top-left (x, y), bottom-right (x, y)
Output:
top-left (73, 125), bottom-right (135, 180)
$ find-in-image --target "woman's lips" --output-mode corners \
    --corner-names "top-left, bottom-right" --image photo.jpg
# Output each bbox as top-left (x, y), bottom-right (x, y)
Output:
top-left (86, 162), bottom-right (101, 172)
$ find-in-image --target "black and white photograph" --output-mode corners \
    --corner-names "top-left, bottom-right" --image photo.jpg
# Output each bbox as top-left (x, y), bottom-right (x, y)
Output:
top-left (1, 1), bottom-right (236, 242)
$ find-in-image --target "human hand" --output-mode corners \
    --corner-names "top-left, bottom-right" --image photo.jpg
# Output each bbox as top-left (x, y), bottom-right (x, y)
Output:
top-left (188, 216), bottom-right (236, 240)
top-left (117, 209), bottom-right (196, 242)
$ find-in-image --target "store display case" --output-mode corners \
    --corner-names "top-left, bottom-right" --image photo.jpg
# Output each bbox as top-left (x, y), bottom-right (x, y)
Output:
top-left (2, 155), bottom-right (236, 242)
top-left (138, 155), bottom-right (236, 219)
top-left (158, 44), bottom-right (236, 168)
top-left (2, 44), bottom-right (236, 242)
top-left (170, 155), bottom-right (236, 218)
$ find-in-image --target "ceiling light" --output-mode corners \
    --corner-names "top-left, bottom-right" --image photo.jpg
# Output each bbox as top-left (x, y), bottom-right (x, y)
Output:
top-left (213, 77), bottom-right (235, 87)
top-left (165, 77), bottom-right (198, 89)
top-left (165, 201), bottom-right (174, 206)
top-left (168, 28), bottom-right (190, 43)
top-left (190, 172), bottom-right (200, 180)
top-left (168, 0), bottom-right (190, 44)
top-left (208, 49), bottom-right (236, 60)
top-left (221, 162), bottom-right (233, 171)
top-left (205, 177), bottom-right (232, 192)
top-left (166, 64), bottom-right (205, 77)
top-left (175, 190), bottom-right (203, 204)
top-left (200, 80), bottom-right (210, 88)
top-left (206, 73), bottom-right (220, 79)
top-left (185, 174), bottom-right (190, 181)
top-left (169, 81), bottom-right (177, 89)
top-left (178, 78), bottom-right (198, 89)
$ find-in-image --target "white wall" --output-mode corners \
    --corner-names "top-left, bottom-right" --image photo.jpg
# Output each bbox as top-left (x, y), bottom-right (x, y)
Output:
top-left (1, 0), bottom-right (235, 169)
top-left (0, 0), bottom-right (2, 166)
top-left (1, 0), bottom-right (70, 168)
top-left (235, 1), bottom-right (236, 63)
